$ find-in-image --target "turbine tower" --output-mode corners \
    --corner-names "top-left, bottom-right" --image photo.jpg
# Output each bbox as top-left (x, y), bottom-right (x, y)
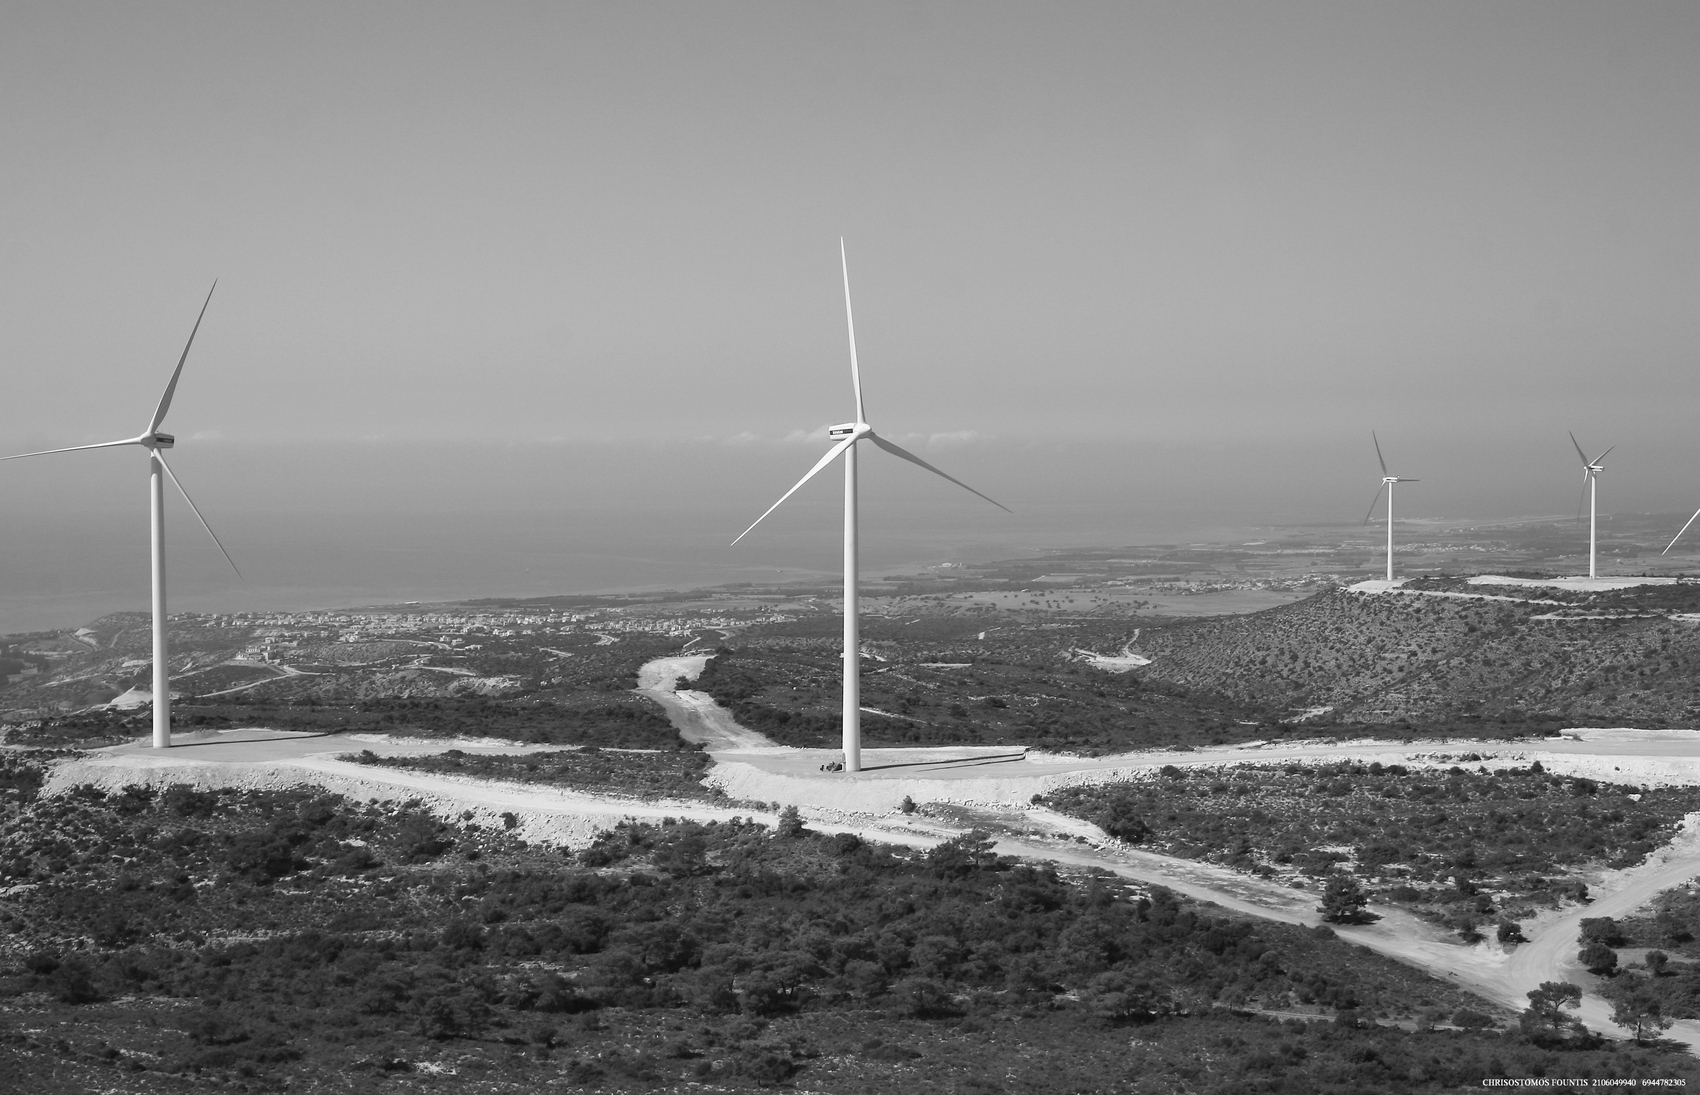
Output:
top-left (1362, 432), bottom-right (1417, 583)
top-left (1570, 432), bottom-right (1613, 580)
top-left (3, 284), bottom-right (239, 749)
top-left (732, 242), bottom-right (1008, 773)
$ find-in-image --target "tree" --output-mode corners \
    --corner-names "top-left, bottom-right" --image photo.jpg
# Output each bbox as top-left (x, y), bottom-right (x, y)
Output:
top-left (1496, 919), bottom-right (1526, 944)
top-left (1611, 988), bottom-right (1674, 1044)
top-left (1645, 949), bottom-right (1670, 976)
top-left (1318, 872), bottom-right (1378, 925)
top-left (927, 830), bottom-right (1000, 879)
top-left (1579, 916), bottom-right (1622, 946)
top-left (1578, 942), bottom-right (1618, 975)
top-left (1520, 981), bottom-right (1583, 1042)
top-left (776, 805), bottom-right (804, 838)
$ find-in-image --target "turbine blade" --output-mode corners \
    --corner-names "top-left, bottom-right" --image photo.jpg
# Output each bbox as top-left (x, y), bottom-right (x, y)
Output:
top-left (1570, 431), bottom-right (1589, 466)
top-left (1372, 431), bottom-right (1387, 477)
top-left (1398, 478), bottom-right (1420, 483)
top-left (1363, 482), bottom-right (1387, 526)
top-left (149, 281), bottom-right (217, 434)
top-left (866, 432), bottom-right (1011, 512)
top-left (730, 432), bottom-right (859, 545)
top-left (1665, 507), bottom-right (1700, 555)
top-left (841, 239), bottom-right (864, 423)
top-left (155, 449), bottom-right (241, 578)
top-left (1593, 444), bottom-right (1615, 466)
top-left (1, 438), bottom-right (139, 460)
top-left (1576, 471), bottom-right (1590, 526)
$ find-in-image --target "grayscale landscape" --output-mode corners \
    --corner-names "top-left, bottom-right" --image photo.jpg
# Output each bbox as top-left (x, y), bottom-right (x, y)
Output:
top-left (3, 4), bottom-right (1700, 1094)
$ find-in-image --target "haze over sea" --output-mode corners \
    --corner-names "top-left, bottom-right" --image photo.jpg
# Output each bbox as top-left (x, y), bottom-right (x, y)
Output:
top-left (7, 432), bottom-right (1699, 636)
top-left (2, 5), bottom-right (1696, 636)
top-left (0, 440), bottom-right (1251, 634)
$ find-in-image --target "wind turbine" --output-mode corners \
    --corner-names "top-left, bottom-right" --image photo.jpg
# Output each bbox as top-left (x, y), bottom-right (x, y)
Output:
top-left (1362, 432), bottom-right (1417, 583)
top-left (3, 284), bottom-right (239, 749)
top-left (732, 242), bottom-right (1008, 773)
top-left (1569, 432), bottom-right (1614, 580)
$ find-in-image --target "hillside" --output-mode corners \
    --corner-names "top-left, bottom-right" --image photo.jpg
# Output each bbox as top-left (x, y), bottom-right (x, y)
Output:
top-left (1133, 581), bottom-right (1700, 726)
top-left (8, 757), bottom-right (1691, 1092)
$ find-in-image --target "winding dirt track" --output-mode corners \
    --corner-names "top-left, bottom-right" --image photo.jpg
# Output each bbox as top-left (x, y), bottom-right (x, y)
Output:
top-left (46, 654), bottom-right (1700, 1050)
top-left (639, 659), bottom-right (1700, 1048)
top-left (635, 654), bottom-right (781, 751)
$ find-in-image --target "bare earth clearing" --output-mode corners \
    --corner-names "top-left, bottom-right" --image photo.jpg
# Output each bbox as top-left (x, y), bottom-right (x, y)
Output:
top-left (40, 654), bottom-right (1700, 1051)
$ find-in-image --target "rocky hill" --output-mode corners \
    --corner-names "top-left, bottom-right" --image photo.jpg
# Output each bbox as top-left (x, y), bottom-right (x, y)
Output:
top-left (1132, 580), bottom-right (1700, 726)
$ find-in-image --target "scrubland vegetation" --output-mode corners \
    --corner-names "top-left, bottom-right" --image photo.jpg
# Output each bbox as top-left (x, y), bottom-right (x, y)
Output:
top-left (693, 585), bottom-right (1663, 750)
top-left (693, 641), bottom-right (1274, 754)
top-left (346, 746), bottom-right (717, 802)
top-left (8, 691), bottom-right (680, 751)
top-left (4, 753), bottom-right (1692, 1091)
top-left (1134, 586), bottom-right (1700, 726)
top-left (1044, 763), bottom-right (1700, 941)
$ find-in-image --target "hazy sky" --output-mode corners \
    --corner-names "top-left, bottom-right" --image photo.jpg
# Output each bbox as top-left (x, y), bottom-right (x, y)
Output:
top-left (1, 3), bottom-right (1697, 628)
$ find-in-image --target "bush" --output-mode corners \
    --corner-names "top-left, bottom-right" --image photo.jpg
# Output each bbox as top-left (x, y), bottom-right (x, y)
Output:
top-left (1579, 916), bottom-right (1623, 946)
top-left (49, 958), bottom-right (100, 1004)
top-left (441, 919), bottom-right (485, 950)
top-left (1578, 942), bottom-right (1618, 975)
top-left (1094, 800), bottom-right (1149, 843)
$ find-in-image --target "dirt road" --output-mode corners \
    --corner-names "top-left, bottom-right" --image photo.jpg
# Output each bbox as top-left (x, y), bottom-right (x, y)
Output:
top-left (635, 654), bottom-right (779, 751)
top-left (1498, 815), bottom-right (1700, 1047)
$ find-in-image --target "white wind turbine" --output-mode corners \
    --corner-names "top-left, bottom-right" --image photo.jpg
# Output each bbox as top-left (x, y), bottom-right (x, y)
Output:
top-left (1570, 432), bottom-right (1614, 580)
top-left (732, 242), bottom-right (1008, 773)
top-left (1362, 432), bottom-right (1417, 583)
top-left (3, 284), bottom-right (239, 749)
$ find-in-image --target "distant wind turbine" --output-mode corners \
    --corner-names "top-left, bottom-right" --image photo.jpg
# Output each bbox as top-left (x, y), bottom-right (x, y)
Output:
top-left (1569, 432), bottom-right (1614, 580)
top-left (732, 242), bottom-right (1008, 773)
top-left (1362, 432), bottom-right (1417, 583)
top-left (3, 284), bottom-right (239, 749)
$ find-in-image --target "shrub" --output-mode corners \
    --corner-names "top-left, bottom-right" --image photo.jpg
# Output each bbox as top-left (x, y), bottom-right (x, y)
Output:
top-left (1579, 917), bottom-right (1623, 946)
top-left (49, 958), bottom-right (100, 1004)
top-left (1578, 942), bottom-right (1618, 975)
top-left (1451, 1008), bottom-right (1495, 1030)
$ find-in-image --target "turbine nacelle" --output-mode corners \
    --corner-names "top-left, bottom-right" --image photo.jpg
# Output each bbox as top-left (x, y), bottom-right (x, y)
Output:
top-left (828, 422), bottom-right (869, 440)
top-left (145, 432), bottom-right (175, 450)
